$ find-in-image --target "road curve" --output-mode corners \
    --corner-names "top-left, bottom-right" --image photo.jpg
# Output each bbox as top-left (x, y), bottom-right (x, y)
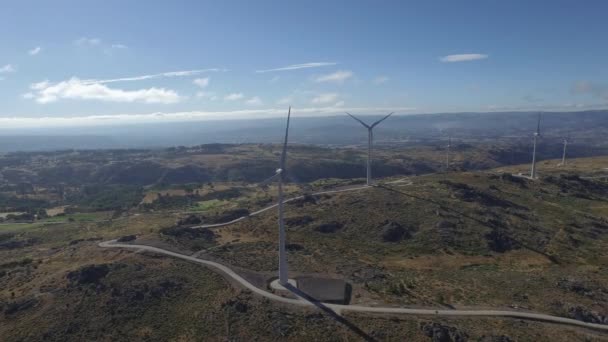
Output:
top-left (99, 240), bottom-right (608, 332)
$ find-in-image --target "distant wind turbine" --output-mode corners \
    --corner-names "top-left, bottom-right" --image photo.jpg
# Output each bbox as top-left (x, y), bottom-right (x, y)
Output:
top-left (345, 112), bottom-right (393, 186)
top-left (559, 135), bottom-right (569, 166)
top-left (530, 113), bottom-right (542, 179)
top-left (446, 136), bottom-right (452, 171)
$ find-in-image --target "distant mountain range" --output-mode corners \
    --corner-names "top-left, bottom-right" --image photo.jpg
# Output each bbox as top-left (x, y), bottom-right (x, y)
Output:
top-left (0, 110), bottom-right (606, 152)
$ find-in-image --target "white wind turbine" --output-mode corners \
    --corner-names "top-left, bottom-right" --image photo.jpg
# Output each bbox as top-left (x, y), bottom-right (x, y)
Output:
top-left (446, 136), bottom-right (452, 171)
top-left (260, 107), bottom-right (292, 287)
top-left (530, 113), bottom-right (542, 179)
top-left (345, 112), bottom-right (394, 186)
top-left (559, 135), bottom-right (569, 166)
top-left (276, 107), bottom-right (291, 285)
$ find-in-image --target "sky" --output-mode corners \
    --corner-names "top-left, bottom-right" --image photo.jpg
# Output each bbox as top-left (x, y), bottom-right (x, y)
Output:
top-left (1, 0), bottom-right (607, 128)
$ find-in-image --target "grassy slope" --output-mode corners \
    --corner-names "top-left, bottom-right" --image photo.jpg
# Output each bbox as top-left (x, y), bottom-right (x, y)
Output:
top-left (2, 156), bottom-right (608, 340)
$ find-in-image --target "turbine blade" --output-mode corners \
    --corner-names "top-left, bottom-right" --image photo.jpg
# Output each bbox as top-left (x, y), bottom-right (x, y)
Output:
top-left (279, 106), bottom-right (291, 170)
top-left (536, 113), bottom-right (541, 135)
top-left (345, 112), bottom-right (370, 128)
top-left (371, 112), bottom-right (394, 128)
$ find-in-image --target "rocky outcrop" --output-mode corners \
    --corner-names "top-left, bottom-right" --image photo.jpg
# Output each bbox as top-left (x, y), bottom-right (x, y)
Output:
top-left (381, 221), bottom-right (411, 242)
top-left (160, 226), bottom-right (215, 241)
top-left (485, 229), bottom-right (517, 253)
top-left (177, 214), bottom-right (202, 226)
top-left (420, 322), bottom-right (468, 342)
top-left (314, 221), bottom-right (344, 233)
top-left (567, 305), bottom-right (608, 324)
top-left (67, 264), bottom-right (110, 284)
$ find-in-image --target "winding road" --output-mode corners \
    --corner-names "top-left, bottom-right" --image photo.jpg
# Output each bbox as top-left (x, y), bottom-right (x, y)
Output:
top-left (99, 178), bottom-right (608, 333)
top-left (99, 240), bottom-right (608, 332)
top-left (191, 184), bottom-right (374, 229)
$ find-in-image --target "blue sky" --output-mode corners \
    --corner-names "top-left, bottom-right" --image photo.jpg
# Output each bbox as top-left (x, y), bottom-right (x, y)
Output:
top-left (1, 0), bottom-right (607, 127)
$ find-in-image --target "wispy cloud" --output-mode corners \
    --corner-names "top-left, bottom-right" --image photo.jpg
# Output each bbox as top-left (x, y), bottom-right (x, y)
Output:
top-left (311, 93), bottom-right (339, 104)
top-left (571, 80), bottom-right (608, 100)
top-left (0, 64), bottom-right (16, 73)
top-left (193, 77), bottom-right (210, 88)
top-left (255, 62), bottom-right (337, 73)
top-left (314, 70), bottom-right (353, 84)
top-left (224, 93), bottom-right (244, 101)
top-left (84, 69), bottom-right (223, 84)
top-left (28, 47), bottom-right (42, 56)
top-left (25, 78), bottom-right (181, 104)
top-left (246, 96), bottom-right (263, 106)
top-left (74, 37), bottom-right (102, 46)
top-left (439, 54), bottom-right (488, 63)
top-left (373, 76), bottom-right (389, 85)
top-left (110, 44), bottom-right (128, 49)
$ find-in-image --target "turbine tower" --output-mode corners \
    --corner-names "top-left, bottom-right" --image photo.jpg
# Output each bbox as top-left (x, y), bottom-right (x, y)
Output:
top-left (276, 106), bottom-right (291, 285)
top-left (559, 136), bottom-right (568, 166)
top-left (345, 112), bottom-right (394, 186)
top-left (446, 136), bottom-right (452, 171)
top-left (530, 113), bottom-right (542, 179)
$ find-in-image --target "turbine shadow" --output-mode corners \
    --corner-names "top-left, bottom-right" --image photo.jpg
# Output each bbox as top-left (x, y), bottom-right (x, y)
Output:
top-left (376, 184), bottom-right (560, 264)
top-left (284, 283), bottom-right (378, 342)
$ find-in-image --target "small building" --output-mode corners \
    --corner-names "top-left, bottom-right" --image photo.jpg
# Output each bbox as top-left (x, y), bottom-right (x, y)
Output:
top-left (295, 276), bottom-right (351, 305)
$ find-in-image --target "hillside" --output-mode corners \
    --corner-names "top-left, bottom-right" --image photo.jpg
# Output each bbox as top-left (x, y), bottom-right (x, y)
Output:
top-left (1, 155), bottom-right (608, 340)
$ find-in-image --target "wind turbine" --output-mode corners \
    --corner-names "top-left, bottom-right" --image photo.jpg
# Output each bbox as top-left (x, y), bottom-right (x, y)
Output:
top-left (559, 135), bottom-right (569, 166)
top-left (530, 113), bottom-right (542, 179)
top-left (276, 106), bottom-right (291, 285)
top-left (446, 136), bottom-right (452, 171)
top-left (345, 112), bottom-right (394, 186)
top-left (260, 107), bottom-right (292, 286)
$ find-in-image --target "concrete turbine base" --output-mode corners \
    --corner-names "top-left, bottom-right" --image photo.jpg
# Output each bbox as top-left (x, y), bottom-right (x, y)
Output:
top-left (270, 278), bottom-right (297, 291)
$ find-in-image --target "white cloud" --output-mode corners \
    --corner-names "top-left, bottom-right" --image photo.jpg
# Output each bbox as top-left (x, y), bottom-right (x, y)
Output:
top-left (224, 93), bottom-right (244, 101)
top-left (246, 96), bottom-right (263, 106)
top-left (110, 44), bottom-right (128, 49)
top-left (193, 77), bottom-right (210, 88)
top-left (28, 47), bottom-right (42, 56)
top-left (255, 62), bottom-right (337, 73)
top-left (373, 76), bottom-right (389, 85)
top-left (0, 64), bottom-right (16, 73)
top-left (311, 93), bottom-right (339, 104)
top-left (26, 78), bottom-right (181, 104)
top-left (0, 107), bottom-right (416, 128)
top-left (74, 37), bottom-right (102, 46)
top-left (333, 101), bottom-right (345, 107)
top-left (21, 92), bottom-right (35, 99)
top-left (196, 91), bottom-right (217, 100)
top-left (439, 54), bottom-right (488, 62)
top-left (314, 70), bottom-right (353, 84)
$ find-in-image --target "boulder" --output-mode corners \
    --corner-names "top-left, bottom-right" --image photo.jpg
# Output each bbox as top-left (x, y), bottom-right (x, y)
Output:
top-left (381, 221), bottom-right (411, 242)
